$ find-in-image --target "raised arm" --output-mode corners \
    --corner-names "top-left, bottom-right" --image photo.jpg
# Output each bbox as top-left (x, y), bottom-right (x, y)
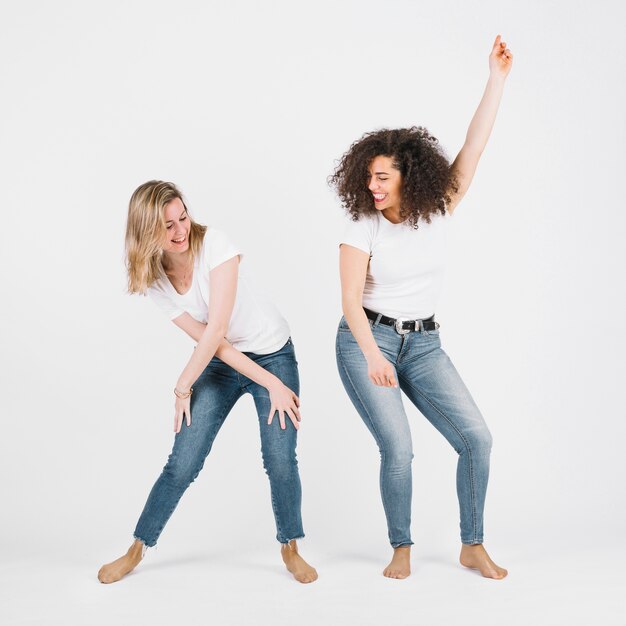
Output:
top-left (447, 35), bottom-right (513, 215)
top-left (340, 244), bottom-right (397, 387)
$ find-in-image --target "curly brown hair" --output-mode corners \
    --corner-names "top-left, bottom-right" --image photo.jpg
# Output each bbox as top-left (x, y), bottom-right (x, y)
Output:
top-left (329, 126), bottom-right (458, 227)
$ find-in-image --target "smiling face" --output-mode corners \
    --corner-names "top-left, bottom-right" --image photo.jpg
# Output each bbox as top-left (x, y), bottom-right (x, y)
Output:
top-left (367, 155), bottom-right (403, 221)
top-left (162, 197), bottom-right (191, 255)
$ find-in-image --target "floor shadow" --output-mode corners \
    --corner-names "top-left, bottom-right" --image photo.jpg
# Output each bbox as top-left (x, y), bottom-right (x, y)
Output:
top-left (414, 552), bottom-right (459, 571)
top-left (139, 550), bottom-right (280, 576)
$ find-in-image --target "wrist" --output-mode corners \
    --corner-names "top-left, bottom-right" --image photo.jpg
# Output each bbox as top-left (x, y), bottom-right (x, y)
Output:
top-left (363, 347), bottom-right (382, 362)
top-left (264, 374), bottom-right (283, 392)
top-left (488, 72), bottom-right (507, 86)
top-left (176, 379), bottom-right (193, 393)
top-left (174, 386), bottom-right (192, 399)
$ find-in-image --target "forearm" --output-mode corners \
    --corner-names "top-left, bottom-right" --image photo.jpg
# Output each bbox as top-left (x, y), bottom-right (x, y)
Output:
top-left (464, 73), bottom-right (506, 154)
top-left (176, 322), bottom-right (226, 391)
top-left (342, 297), bottom-right (381, 361)
top-left (176, 316), bottom-right (280, 390)
top-left (215, 341), bottom-right (280, 389)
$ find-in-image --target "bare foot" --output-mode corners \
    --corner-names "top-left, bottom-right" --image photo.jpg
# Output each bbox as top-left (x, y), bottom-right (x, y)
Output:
top-left (460, 543), bottom-right (507, 579)
top-left (281, 540), bottom-right (318, 583)
top-left (98, 539), bottom-right (145, 584)
top-left (383, 545), bottom-right (411, 579)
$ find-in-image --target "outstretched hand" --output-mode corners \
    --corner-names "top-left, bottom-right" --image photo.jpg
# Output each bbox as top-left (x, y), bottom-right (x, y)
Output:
top-left (489, 35), bottom-right (513, 78)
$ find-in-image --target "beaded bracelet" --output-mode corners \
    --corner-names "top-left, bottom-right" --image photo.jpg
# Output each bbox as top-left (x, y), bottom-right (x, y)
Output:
top-left (174, 387), bottom-right (193, 399)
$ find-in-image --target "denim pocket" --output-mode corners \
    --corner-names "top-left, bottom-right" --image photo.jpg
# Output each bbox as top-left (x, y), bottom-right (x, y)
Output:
top-left (338, 316), bottom-right (377, 332)
top-left (337, 316), bottom-right (352, 332)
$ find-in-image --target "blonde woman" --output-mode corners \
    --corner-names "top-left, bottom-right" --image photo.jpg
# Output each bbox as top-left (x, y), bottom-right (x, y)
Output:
top-left (98, 181), bottom-right (317, 584)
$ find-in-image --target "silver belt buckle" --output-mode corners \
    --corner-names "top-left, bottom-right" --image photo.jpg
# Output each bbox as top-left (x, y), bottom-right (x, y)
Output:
top-left (394, 318), bottom-right (410, 335)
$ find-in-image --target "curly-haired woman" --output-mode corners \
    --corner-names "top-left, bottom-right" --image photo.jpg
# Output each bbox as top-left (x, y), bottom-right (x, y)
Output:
top-left (331, 36), bottom-right (512, 579)
top-left (98, 181), bottom-right (317, 584)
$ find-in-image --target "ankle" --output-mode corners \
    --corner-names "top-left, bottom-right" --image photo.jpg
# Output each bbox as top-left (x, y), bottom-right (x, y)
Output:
top-left (394, 545), bottom-right (411, 553)
top-left (128, 540), bottom-right (146, 559)
top-left (281, 540), bottom-right (298, 554)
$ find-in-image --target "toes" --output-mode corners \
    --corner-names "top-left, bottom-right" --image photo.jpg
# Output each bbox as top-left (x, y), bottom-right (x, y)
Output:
top-left (98, 571), bottom-right (114, 584)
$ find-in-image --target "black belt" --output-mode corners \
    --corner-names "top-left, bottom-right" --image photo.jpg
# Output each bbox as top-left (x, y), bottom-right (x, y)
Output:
top-left (364, 307), bottom-right (439, 335)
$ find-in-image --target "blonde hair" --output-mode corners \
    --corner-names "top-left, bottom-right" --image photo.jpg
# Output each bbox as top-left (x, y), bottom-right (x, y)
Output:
top-left (125, 180), bottom-right (207, 294)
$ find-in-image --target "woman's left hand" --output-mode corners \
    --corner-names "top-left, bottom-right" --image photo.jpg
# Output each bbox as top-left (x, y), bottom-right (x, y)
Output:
top-left (174, 394), bottom-right (192, 433)
top-left (489, 34), bottom-right (513, 78)
top-left (267, 381), bottom-right (301, 430)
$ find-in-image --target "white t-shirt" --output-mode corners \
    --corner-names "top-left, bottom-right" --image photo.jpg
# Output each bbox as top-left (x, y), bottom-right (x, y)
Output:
top-left (340, 212), bottom-right (448, 320)
top-left (148, 228), bottom-right (290, 354)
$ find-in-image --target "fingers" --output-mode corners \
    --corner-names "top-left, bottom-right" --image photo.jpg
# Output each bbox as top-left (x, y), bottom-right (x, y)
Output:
top-left (173, 398), bottom-right (191, 433)
top-left (267, 407), bottom-right (287, 428)
top-left (291, 398), bottom-right (302, 422)
top-left (286, 407), bottom-right (300, 430)
top-left (369, 367), bottom-right (398, 387)
top-left (491, 35), bottom-right (511, 57)
top-left (267, 392), bottom-right (302, 430)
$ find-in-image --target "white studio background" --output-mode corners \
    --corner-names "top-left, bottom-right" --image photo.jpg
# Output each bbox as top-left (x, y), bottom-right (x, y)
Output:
top-left (1, 1), bottom-right (625, 625)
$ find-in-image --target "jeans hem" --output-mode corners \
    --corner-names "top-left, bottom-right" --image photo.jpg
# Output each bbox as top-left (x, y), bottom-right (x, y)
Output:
top-left (279, 534), bottom-right (305, 545)
top-left (133, 534), bottom-right (155, 549)
top-left (461, 539), bottom-right (483, 545)
top-left (391, 541), bottom-right (414, 548)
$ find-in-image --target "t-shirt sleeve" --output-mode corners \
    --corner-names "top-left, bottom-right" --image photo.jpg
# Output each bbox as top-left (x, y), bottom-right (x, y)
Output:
top-left (339, 217), bottom-right (373, 255)
top-left (147, 281), bottom-right (185, 320)
top-left (205, 228), bottom-right (242, 270)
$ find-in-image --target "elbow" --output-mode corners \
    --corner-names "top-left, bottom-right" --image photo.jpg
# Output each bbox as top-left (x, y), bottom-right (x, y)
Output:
top-left (341, 293), bottom-right (363, 316)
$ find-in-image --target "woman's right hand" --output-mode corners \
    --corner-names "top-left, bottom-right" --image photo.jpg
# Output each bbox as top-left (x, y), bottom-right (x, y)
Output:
top-left (365, 350), bottom-right (398, 387)
top-left (267, 381), bottom-right (301, 430)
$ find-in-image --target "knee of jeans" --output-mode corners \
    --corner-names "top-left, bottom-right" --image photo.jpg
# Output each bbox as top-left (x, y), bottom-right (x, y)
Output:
top-left (381, 446), bottom-right (414, 467)
top-left (262, 450), bottom-right (297, 478)
top-left (163, 457), bottom-right (204, 487)
top-left (462, 426), bottom-right (493, 455)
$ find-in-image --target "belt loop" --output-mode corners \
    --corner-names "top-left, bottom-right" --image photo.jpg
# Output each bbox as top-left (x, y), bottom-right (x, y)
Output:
top-left (375, 313), bottom-right (382, 327)
top-left (418, 319), bottom-right (425, 334)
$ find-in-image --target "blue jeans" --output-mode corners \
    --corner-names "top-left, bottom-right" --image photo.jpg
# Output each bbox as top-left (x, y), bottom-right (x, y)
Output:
top-left (335, 317), bottom-right (492, 546)
top-left (134, 339), bottom-right (304, 547)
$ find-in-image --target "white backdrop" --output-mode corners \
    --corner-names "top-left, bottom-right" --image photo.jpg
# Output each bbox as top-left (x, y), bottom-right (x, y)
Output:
top-left (1, 1), bottom-right (625, 625)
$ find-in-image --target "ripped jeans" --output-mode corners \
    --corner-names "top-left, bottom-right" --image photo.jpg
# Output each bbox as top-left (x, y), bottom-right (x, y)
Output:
top-left (133, 338), bottom-right (304, 547)
top-left (335, 317), bottom-right (492, 546)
